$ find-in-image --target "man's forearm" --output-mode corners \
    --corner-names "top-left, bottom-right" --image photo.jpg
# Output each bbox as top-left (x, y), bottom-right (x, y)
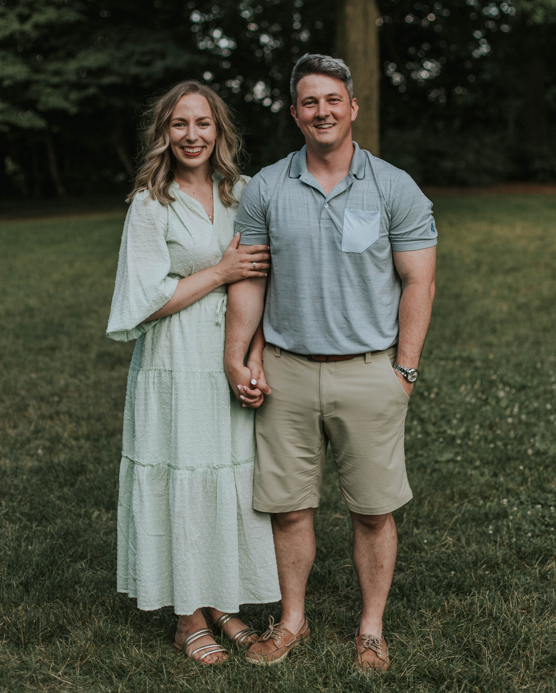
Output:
top-left (396, 280), bottom-right (435, 369)
top-left (225, 278), bottom-right (266, 367)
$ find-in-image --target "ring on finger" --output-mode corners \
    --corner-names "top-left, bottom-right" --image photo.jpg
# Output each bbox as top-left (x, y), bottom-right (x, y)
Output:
top-left (252, 262), bottom-right (257, 269)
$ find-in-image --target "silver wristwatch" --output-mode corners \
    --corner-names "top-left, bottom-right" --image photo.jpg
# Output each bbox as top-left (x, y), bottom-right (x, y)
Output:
top-left (394, 363), bottom-right (419, 383)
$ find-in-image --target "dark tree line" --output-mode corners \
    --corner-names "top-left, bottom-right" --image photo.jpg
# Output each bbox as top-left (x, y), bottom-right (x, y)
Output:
top-left (0, 0), bottom-right (555, 198)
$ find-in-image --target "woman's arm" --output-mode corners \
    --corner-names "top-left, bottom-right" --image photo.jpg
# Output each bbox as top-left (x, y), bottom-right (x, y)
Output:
top-left (145, 234), bottom-right (270, 322)
top-left (146, 265), bottom-right (224, 321)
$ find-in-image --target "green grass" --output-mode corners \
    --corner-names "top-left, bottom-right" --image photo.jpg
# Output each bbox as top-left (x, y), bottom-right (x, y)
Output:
top-left (1, 196), bottom-right (555, 692)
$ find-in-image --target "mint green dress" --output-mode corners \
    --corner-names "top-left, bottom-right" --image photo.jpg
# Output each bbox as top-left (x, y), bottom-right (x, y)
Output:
top-left (107, 175), bottom-right (280, 615)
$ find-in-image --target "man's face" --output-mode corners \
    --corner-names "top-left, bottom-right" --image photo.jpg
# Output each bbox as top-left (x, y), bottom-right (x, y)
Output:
top-left (290, 74), bottom-right (358, 152)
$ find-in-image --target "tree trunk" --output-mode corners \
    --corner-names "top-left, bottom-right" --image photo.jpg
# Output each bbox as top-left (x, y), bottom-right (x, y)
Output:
top-left (337, 0), bottom-right (381, 156)
top-left (523, 48), bottom-right (547, 149)
top-left (0, 138), bottom-right (10, 198)
top-left (44, 127), bottom-right (66, 197)
top-left (32, 146), bottom-right (42, 197)
top-left (112, 126), bottom-right (135, 180)
top-left (5, 145), bottom-right (30, 197)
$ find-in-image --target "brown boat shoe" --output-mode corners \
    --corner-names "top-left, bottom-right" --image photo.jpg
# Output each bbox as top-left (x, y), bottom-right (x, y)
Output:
top-left (245, 616), bottom-right (310, 666)
top-left (354, 629), bottom-right (390, 672)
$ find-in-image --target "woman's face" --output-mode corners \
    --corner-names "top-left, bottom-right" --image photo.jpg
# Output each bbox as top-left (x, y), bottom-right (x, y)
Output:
top-left (169, 93), bottom-right (218, 171)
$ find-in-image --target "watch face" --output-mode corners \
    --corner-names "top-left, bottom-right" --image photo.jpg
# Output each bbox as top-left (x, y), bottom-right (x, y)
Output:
top-left (407, 371), bottom-right (418, 383)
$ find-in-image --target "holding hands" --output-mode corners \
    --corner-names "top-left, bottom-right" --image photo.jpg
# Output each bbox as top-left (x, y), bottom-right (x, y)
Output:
top-left (226, 358), bottom-right (271, 410)
top-left (223, 246), bottom-right (270, 409)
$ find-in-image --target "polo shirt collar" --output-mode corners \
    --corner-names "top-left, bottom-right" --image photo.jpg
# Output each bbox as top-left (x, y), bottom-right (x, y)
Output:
top-left (289, 141), bottom-right (367, 180)
top-left (289, 146), bottom-right (307, 178)
top-left (350, 142), bottom-right (367, 179)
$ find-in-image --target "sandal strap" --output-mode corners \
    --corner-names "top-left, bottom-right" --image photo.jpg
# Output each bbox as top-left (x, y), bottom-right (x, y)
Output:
top-left (212, 612), bottom-right (237, 630)
top-left (182, 628), bottom-right (213, 649)
top-left (232, 627), bottom-right (257, 645)
top-left (191, 644), bottom-right (228, 660)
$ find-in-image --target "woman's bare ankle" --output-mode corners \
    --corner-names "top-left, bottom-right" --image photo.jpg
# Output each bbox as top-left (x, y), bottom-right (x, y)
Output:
top-left (175, 610), bottom-right (206, 638)
top-left (206, 608), bottom-right (256, 643)
top-left (206, 607), bottom-right (224, 622)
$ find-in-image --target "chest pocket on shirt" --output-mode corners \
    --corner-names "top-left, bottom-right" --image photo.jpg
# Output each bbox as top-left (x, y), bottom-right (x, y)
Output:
top-left (342, 209), bottom-right (381, 253)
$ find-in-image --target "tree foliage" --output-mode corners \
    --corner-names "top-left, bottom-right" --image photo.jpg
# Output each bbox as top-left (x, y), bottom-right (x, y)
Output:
top-left (512, 0), bottom-right (556, 24)
top-left (377, 0), bottom-right (556, 183)
top-left (0, 0), bottom-right (554, 196)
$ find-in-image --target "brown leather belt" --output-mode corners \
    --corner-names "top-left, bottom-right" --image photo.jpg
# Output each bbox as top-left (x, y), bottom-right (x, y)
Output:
top-left (270, 344), bottom-right (388, 363)
top-left (276, 348), bottom-right (376, 362)
top-left (307, 353), bottom-right (366, 362)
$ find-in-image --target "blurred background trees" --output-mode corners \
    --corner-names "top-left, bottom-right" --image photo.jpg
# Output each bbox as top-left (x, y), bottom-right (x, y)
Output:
top-left (0, 0), bottom-right (554, 198)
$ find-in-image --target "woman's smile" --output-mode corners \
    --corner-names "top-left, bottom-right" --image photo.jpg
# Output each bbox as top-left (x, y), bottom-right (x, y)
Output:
top-left (181, 145), bottom-right (206, 158)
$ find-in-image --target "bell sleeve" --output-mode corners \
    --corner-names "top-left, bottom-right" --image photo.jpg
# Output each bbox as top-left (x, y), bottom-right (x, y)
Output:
top-left (106, 190), bottom-right (179, 342)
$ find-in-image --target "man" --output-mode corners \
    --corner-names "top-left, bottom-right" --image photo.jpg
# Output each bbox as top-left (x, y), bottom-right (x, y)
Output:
top-left (225, 53), bottom-right (436, 671)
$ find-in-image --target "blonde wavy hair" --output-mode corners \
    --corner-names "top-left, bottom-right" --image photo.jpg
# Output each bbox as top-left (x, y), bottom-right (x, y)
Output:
top-left (127, 80), bottom-right (244, 206)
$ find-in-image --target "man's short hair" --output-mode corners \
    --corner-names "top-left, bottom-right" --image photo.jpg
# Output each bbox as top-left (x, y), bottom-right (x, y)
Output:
top-left (290, 53), bottom-right (354, 107)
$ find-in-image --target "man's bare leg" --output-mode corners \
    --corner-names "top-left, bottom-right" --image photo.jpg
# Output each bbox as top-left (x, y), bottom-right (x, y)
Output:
top-left (272, 509), bottom-right (316, 634)
top-left (351, 511), bottom-right (397, 637)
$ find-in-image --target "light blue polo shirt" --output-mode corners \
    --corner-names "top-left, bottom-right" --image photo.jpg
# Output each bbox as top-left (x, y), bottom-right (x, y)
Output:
top-left (235, 142), bottom-right (437, 355)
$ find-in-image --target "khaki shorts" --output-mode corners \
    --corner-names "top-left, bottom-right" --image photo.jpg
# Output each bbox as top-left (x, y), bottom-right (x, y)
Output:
top-left (253, 345), bottom-right (413, 516)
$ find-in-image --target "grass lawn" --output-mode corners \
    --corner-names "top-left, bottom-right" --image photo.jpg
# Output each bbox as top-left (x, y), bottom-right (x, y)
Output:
top-left (0, 196), bottom-right (555, 692)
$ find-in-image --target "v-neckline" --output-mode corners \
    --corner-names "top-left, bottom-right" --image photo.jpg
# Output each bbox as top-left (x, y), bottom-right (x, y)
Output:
top-left (172, 177), bottom-right (216, 226)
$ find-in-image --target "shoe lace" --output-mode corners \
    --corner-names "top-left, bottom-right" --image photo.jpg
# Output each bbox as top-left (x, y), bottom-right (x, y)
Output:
top-left (361, 635), bottom-right (384, 655)
top-left (261, 616), bottom-right (286, 642)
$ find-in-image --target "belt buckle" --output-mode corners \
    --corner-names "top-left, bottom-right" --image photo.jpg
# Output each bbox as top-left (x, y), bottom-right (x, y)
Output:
top-left (308, 354), bottom-right (328, 362)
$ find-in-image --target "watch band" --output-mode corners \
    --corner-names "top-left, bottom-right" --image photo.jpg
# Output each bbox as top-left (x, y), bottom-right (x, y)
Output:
top-left (394, 363), bottom-right (419, 383)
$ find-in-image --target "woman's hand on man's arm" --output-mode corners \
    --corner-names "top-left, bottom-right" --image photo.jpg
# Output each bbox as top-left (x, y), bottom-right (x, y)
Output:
top-left (216, 233), bottom-right (270, 285)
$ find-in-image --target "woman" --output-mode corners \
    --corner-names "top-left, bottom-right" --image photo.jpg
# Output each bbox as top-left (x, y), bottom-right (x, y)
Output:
top-left (107, 81), bottom-right (280, 664)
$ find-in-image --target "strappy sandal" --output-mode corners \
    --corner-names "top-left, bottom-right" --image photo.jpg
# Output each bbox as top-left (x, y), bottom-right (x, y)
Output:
top-left (203, 609), bottom-right (258, 648)
top-left (173, 627), bottom-right (228, 664)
